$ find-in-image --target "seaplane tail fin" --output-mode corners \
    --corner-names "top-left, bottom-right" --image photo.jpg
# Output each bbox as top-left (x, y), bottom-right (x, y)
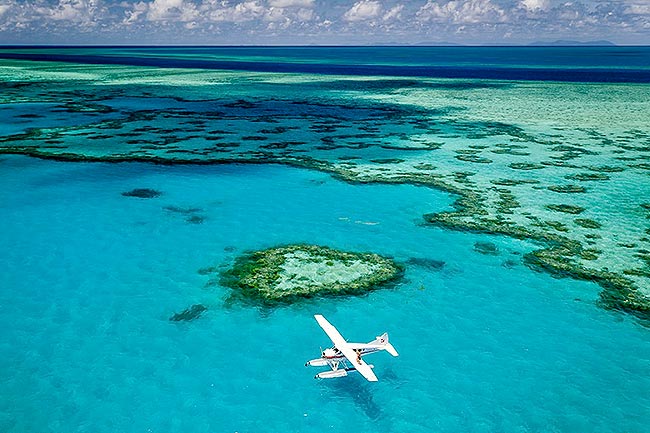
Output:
top-left (376, 332), bottom-right (399, 357)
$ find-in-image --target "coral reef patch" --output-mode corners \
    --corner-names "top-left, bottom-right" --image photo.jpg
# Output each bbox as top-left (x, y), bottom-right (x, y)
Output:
top-left (220, 244), bottom-right (402, 305)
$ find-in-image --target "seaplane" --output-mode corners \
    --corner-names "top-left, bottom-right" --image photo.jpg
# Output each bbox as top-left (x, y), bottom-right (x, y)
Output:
top-left (305, 314), bottom-right (398, 382)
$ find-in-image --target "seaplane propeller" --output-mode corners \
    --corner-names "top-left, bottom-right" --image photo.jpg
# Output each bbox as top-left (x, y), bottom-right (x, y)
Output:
top-left (305, 314), bottom-right (398, 382)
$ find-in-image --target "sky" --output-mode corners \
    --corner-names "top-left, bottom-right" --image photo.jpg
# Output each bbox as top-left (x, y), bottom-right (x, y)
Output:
top-left (0, 0), bottom-right (648, 45)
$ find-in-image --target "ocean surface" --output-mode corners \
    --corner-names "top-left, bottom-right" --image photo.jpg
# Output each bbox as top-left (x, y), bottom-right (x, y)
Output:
top-left (1, 47), bottom-right (650, 432)
top-left (2, 46), bottom-right (650, 82)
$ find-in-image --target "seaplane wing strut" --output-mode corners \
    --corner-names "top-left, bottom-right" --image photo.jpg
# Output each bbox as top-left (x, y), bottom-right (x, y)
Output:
top-left (314, 314), bottom-right (378, 382)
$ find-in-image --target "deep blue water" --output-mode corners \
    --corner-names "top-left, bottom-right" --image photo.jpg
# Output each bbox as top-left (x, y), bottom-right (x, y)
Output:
top-left (1, 46), bottom-right (650, 82)
top-left (1, 155), bottom-right (649, 432)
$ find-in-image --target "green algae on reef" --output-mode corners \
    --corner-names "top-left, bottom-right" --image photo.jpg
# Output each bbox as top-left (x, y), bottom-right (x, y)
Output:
top-left (220, 244), bottom-right (402, 305)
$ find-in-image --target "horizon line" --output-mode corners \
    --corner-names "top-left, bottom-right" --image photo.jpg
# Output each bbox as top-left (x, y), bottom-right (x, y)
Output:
top-left (3, 43), bottom-right (650, 48)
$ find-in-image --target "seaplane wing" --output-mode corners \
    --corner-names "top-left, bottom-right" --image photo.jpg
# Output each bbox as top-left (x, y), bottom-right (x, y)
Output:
top-left (314, 315), bottom-right (379, 382)
top-left (314, 315), bottom-right (347, 347)
top-left (337, 344), bottom-right (378, 382)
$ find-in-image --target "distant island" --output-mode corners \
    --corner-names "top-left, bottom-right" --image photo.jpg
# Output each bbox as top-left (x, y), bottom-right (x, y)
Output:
top-left (368, 40), bottom-right (617, 47)
top-left (528, 40), bottom-right (616, 46)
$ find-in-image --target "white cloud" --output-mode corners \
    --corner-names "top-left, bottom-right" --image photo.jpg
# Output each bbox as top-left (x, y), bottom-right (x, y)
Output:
top-left (121, 0), bottom-right (316, 26)
top-left (27, 0), bottom-right (100, 25)
top-left (557, 2), bottom-right (580, 21)
top-left (519, 0), bottom-right (550, 12)
top-left (625, 2), bottom-right (650, 15)
top-left (146, 0), bottom-right (198, 21)
top-left (1, 0), bottom-right (649, 43)
top-left (0, 3), bottom-right (12, 17)
top-left (123, 1), bottom-right (148, 24)
top-left (263, 3), bottom-right (315, 23)
top-left (382, 4), bottom-right (403, 21)
top-left (268, 0), bottom-right (313, 7)
top-left (0, 0), bottom-right (107, 31)
top-left (201, 1), bottom-right (265, 23)
top-left (47, 0), bottom-right (96, 21)
top-left (146, 0), bottom-right (179, 20)
top-left (265, 5), bottom-right (288, 22)
top-left (343, 0), bottom-right (382, 22)
top-left (417, 0), bottom-right (506, 24)
top-left (295, 7), bottom-right (314, 20)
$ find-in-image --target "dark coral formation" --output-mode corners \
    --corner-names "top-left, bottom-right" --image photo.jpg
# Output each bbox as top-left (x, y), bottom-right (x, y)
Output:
top-left (163, 205), bottom-right (205, 224)
top-left (405, 257), bottom-right (446, 271)
top-left (509, 162), bottom-right (545, 170)
top-left (587, 165), bottom-right (625, 173)
top-left (566, 172), bottom-right (610, 181)
top-left (547, 185), bottom-right (587, 193)
top-left (455, 154), bottom-right (493, 164)
top-left (164, 205), bottom-right (203, 214)
top-left (186, 215), bottom-right (205, 224)
top-left (575, 218), bottom-right (602, 229)
top-left (474, 241), bottom-right (499, 255)
top-left (122, 188), bottom-right (162, 198)
top-left (546, 204), bottom-right (586, 214)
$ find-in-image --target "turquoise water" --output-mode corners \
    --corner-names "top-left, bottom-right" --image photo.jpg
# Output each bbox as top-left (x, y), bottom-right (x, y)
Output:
top-left (2, 47), bottom-right (650, 432)
top-left (1, 154), bottom-right (649, 432)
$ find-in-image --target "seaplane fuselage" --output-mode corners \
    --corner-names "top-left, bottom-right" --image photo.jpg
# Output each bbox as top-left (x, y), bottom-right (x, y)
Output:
top-left (306, 345), bottom-right (382, 367)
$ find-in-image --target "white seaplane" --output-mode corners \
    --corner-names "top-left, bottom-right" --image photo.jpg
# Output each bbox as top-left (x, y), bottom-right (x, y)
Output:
top-left (305, 314), bottom-right (398, 382)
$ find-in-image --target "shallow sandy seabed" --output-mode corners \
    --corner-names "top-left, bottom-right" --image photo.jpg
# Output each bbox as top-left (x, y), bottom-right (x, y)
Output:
top-left (1, 60), bottom-right (649, 316)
